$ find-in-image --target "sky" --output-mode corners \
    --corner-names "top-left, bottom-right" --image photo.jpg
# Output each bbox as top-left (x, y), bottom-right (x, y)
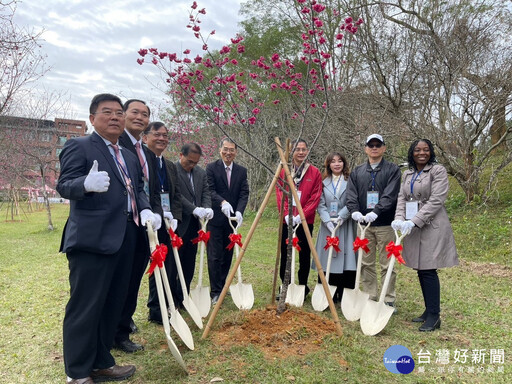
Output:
top-left (12, 0), bottom-right (244, 124)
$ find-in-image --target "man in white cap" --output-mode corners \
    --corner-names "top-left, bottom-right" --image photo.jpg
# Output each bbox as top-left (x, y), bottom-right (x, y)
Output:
top-left (346, 134), bottom-right (401, 311)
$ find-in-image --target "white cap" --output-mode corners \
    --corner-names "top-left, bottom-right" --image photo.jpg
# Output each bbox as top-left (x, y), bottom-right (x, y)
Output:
top-left (366, 134), bottom-right (384, 145)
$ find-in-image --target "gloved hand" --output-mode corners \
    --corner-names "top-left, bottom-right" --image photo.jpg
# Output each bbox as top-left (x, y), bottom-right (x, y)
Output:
top-left (204, 208), bottom-right (214, 220)
top-left (163, 211), bottom-right (174, 221)
top-left (391, 219), bottom-right (404, 231)
top-left (336, 216), bottom-right (344, 226)
top-left (170, 218), bottom-right (178, 232)
top-left (351, 211), bottom-right (364, 223)
top-left (364, 211), bottom-right (378, 223)
top-left (84, 160), bottom-right (110, 192)
top-left (235, 211), bottom-right (243, 228)
top-left (292, 215), bottom-right (301, 226)
top-left (326, 221), bottom-right (335, 233)
top-left (284, 215), bottom-right (290, 226)
top-left (193, 207), bottom-right (206, 218)
top-left (141, 209), bottom-right (162, 230)
top-left (221, 201), bottom-right (234, 218)
top-left (401, 220), bottom-right (415, 234)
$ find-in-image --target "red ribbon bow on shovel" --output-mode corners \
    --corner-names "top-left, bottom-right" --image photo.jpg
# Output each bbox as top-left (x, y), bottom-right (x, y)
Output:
top-left (168, 228), bottom-right (184, 250)
top-left (286, 237), bottom-right (301, 252)
top-left (226, 233), bottom-right (243, 250)
top-left (386, 241), bottom-right (405, 265)
top-left (353, 237), bottom-right (370, 253)
top-left (191, 229), bottom-right (210, 245)
top-left (147, 244), bottom-right (168, 275)
top-left (324, 236), bottom-right (341, 253)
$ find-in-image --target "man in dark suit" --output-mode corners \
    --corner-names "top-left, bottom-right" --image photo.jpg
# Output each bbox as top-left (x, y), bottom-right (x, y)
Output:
top-left (57, 93), bottom-right (161, 384)
top-left (141, 121), bottom-right (183, 323)
top-left (206, 138), bottom-right (249, 304)
top-left (173, 142), bottom-right (212, 305)
top-left (114, 99), bottom-right (164, 353)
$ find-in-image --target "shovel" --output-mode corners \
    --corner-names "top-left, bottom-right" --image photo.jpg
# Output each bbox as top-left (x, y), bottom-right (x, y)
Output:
top-left (228, 217), bottom-right (254, 310)
top-left (359, 229), bottom-right (408, 336)
top-left (285, 224), bottom-right (305, 307)
top-left (146, 222), bottom-right (192, 365)
top-left (189, 218), bottom-right (211, 318)
top-left (341, 222), bottom-right (371, 321)
top-left (312, 218), bottom-right (342, 311)
top-left (165, 218), bottom-right (203, 329)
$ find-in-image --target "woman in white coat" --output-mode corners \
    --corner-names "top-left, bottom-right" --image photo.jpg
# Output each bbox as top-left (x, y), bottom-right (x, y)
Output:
top-left (313, 152), bottom-right (357, 303)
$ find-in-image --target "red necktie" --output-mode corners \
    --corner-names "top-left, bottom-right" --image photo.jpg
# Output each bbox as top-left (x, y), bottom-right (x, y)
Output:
top-left (135, 142), bottom-right (148, 179)
top-left (111, 144), bottom-right (139, 226)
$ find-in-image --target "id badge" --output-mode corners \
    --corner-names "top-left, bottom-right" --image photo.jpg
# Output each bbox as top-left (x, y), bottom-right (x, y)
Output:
top-left (160, 192), bottom-right (171, 212)
top-left (143, 178), bottom-right (150, 197)
top-left (367, 191), bottom-right (379, 209)
top-left (405, 200), bottom-right (418, 220)
top-left (329, 201), bottom-right (339, 217)
top-left (292, 190), bottom-right (302, 207)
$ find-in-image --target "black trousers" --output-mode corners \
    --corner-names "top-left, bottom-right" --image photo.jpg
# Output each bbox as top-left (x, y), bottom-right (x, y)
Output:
top-left (317, 270), bottom-right (356, 301)
top-left (115, 226), bottom-right (149, 343)
top-left (207, 221), bottom-right (234, 297)
top-left (280, 222), bottom-right (314, 288)
top-left (417, 269), bottom-right (440, 315)
top-left (63, 221), bottom-right (137, 379)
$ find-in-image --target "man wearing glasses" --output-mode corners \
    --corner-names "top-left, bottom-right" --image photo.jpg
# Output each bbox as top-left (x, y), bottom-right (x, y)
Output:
top-left (206, 138), bottom-right (249, 305)
top-left (346, 134), bottom-right (401, 312)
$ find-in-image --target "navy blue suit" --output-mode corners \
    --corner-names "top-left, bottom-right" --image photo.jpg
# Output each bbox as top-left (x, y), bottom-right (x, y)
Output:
top-left (57, 132), bottom-right (150, 379)
top-left (206, 159), bottom-right (249, 297)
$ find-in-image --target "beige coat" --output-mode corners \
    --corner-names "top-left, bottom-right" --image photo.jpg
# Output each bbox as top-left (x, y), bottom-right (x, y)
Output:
top-left (395, 164), bottom-right (458, 270)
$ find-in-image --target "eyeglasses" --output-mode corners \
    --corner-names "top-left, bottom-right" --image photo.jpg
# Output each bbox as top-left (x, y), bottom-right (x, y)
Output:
top-left (222, 147), bottom-right (236, 153)
top-left (149, 132), bottom-right (169, 139)
top-left (366, 143), bottom-right (383, 149)
top-left (95, 110), bottom-right (125, 118)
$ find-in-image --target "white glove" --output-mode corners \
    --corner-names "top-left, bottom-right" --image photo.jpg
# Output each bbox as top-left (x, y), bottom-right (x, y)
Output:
top-left (326, 221), bottom-right (335, 233)
top-left (391, 220), bottom-right (403, 231)
top-left (292, 215), bottom-right (301, 226)
top-left (170, 218), bottom-right (178, 232)
top-left (364, 212), bottom-right (378, 223)
top-left (351, 211), bottom-right (364, 223)
top-left (141, 209), bottom-right (162, 230)
top-left (163, 211), bottom-right (174, 221)
top-left (336, 217), bottom-right (344, 226)
top-left (401, 220), bottom-right (415, 234)
top-left (284, 215), bottom-right (290, 226)
top-left (204, 208), bottom-right (214, 220)
top-left (84, 160), bottom-right (110, 193)
top-left (193, 207), bottom-right (206, 218)
top-left (221, 201), bottom-right (234, 218)
top-left (235, 211), bottom-right (243, 228)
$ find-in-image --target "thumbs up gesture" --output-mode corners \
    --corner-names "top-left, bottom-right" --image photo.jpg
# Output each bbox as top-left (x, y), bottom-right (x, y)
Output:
top-left (84, 160), bottom-right (110, 192)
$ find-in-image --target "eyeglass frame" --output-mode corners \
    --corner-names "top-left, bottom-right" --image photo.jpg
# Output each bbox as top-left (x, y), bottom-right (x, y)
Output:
top-left (366, 142), bottom-right (384, 149)
top-left (93, 109), bottom-right (125, 118)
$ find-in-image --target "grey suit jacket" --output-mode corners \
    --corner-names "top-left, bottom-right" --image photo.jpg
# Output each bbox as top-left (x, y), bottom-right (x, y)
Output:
top-left (175, 161), bottom-right (211, 236)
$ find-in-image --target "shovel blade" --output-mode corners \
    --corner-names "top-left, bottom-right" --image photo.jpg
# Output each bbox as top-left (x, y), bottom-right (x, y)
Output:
top-left (341, 288), bottom-right (370, 321)
top-left (359, 300), bottom-right (394, 336)
top-left (285, 283), bottom-right (305, 307)
top-left (169, 309), bottom-right (195, 350)
top-left (230, 282), bottom-right (255, 310)
top-left (182, 297), bottom-right (203, 329)
top-left (311, 283), bottom-right (337, 312)
top-left (164, 331), bottom-right (188, 372)
top-left (190, 285), bottom-right (211, 318)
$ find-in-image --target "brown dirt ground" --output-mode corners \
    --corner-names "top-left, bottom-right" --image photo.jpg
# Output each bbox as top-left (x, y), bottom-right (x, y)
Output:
top-left (211, 306), bottom-right (340, 360)
top-left (460, 259), bottom-right (512, 278)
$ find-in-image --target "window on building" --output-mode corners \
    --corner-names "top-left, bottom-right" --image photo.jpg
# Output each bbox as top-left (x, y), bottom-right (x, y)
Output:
top-left (58, 136), bottom-right (67, 146)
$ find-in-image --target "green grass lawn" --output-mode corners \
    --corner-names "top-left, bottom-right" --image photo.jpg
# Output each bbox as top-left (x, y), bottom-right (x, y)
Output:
top-left (0, 198), bottom-right (510, 383)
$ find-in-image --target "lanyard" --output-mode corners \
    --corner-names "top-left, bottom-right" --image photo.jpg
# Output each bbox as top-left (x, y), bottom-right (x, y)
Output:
top-left (111, 152), bottom-right (132, 184)
top-left (332, 176), bottom-right (342, 195)
top-left (157, 162), bottom-right (167, 192)
top-left (410, 171), bottom-right (423, 194)
top-left (370, 171), bottom-right (377, 191)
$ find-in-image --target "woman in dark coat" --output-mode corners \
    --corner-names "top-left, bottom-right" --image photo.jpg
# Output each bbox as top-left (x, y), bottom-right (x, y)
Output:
top-left (392, 139), bottom-right (458, 331)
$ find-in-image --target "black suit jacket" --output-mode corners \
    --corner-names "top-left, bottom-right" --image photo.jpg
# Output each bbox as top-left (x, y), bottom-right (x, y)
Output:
top-left (175, 161), bottom-right (211, 236)
top-left (206, 159), bottom-right (249, 227)
top-left (57, 132), bottom-right (151, 254)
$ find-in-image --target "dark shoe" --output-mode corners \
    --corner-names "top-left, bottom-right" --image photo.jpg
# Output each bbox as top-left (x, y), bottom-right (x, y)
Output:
top-left (211, 295), bottom-right (220, 305)
top-left (148, 312), bottom-right (163, 325)
top-left (419, 316), bottom-right (441, 332)
top-left (91, 365), bottom-right (136, 382)
top-left (113, 339), bottom-right (144, 353)
top-left (412, 310), bottom-right (427, 323)
top-left (67, 378), bottom-right (95, 384)
top-left (385, 302), bottom-right (398, 314)
top-left (129, 319), bottom-right (138, 334)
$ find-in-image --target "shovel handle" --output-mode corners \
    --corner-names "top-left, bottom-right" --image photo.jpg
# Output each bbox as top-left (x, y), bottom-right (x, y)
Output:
top-left (357, 221), bottom-right (371, 239)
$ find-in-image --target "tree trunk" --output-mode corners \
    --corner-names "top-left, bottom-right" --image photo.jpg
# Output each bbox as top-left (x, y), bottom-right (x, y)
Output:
top-left (40, 166), bottom-right (54, 231)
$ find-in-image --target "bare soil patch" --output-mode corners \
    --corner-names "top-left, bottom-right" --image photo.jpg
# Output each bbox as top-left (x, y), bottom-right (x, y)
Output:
top-left (460, 259), bottom-right (512, 278)
top-left (211, 306), bottom-right (339, 360)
